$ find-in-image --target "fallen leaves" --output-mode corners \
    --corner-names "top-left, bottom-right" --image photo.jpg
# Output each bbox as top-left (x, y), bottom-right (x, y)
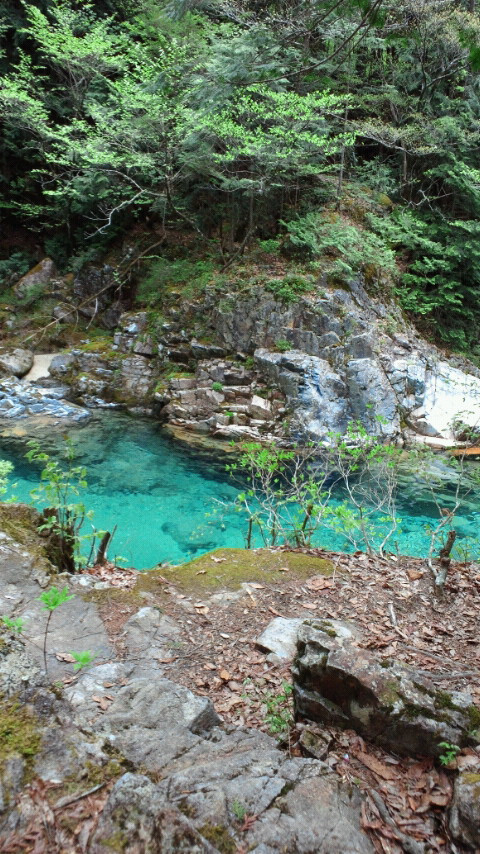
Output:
top-left (92, 694), bottom-right (113, 711)
top-left (86, 544), bottom-right (479, 854)
top-left (55, 652), bottom-right (76, 663)
top-left (306, 576), bottom-right (334, 591)
top-left (84, 560), bottom-right (137, 589)
top-left (353, 750), bottom-right (397, 781)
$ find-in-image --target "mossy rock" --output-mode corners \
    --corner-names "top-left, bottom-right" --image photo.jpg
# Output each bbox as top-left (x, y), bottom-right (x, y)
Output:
top-left (81, 586), bottom-right (143, 608)
top-left (198, 824), bottom-right (236, 853)
top-left (0, 503), bottom-right (55, 573)
top-left (0, 696), bottom-right (41, 782)
top-left (136, 547), bottom-right (334, 596)
top-left (50, 756), bottom-right (126, 804)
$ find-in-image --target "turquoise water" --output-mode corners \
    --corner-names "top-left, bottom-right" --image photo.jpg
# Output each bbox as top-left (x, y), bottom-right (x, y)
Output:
top-left (0, 411), bottom-right (479, 567)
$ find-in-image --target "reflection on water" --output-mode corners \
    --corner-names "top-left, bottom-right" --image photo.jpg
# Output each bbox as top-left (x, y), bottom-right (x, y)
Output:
top-left (0, 412), bottom-right (479, 568)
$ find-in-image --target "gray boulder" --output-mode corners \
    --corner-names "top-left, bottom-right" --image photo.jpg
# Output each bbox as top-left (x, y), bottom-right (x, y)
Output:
top-left (90, 773), bottom-right (218, 853)
top-left (293, 620), bottom-right (478, 757)
top-left (13, 258), bottom-right (57, 299)
top-left (0, 348), bottom-right (34, 378)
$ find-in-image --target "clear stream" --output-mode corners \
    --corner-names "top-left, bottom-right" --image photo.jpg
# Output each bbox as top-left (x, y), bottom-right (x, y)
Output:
top-left (0, 411), bottom-right (479, 568)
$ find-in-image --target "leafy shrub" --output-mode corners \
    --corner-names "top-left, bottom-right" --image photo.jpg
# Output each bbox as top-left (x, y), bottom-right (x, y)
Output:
top-left (26, 439), bottom-right (102, 572)
top-left (0, 253), bottom-right (32, 289)
top-left (258, 238), bottom-right (281, 253)
top-left (282, 212), bottom-right (397, 287)
top-left (264, 682), bottom-right (294, 736)
top-left (265, 274), bottom-right (314, 304)
top-left (136, 258), bottom-right (215, 306)
top-left (377, 209), bottom-right (480, 351)
top-left (275, 339), bottom-right (291, 352)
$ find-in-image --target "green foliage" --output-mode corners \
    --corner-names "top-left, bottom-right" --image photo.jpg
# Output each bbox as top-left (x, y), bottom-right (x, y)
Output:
top-left (136, 259), bottom-right (215, 306)
top-left (227, 421), bottom-right (403, 555)
top-left (211, 381), bottom-right (223, 392)
top-left (0, 461), bottom-right (13, 497)
top-left (38, 586), bottom-right (74, 612)
top-left (265, 274), bottom-right (314, 304)
top-left (284, 213), bottom-right (397, 287)
top-left (70, 650), bottom-right (96, 671)
top-left (258, 239), bottom-right (280, 254)
top-left (26, 439), bottom-right (98, 572)
top-left (1, 0), bottom-right (480, 349)
top-left (1, 615), bottom-right (26, 634)
top-left (438, 742), bottom-right (460, 766)
top-left (0, 253), bottom-right (32, 288)
top-left (274, 339), bottom-right (291, 352)
top-left (231, 800), bottom-right (247, 822)
top-left (38, 585), bottom-right (75, 675)
top-left (264, 682), bottom-right (293, 737)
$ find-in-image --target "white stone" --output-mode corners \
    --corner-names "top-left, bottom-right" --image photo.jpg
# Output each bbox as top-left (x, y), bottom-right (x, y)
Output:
top-left (420, 362), bottom-right (480, 440)
top-left (248, 394), bottom-right (272, 419)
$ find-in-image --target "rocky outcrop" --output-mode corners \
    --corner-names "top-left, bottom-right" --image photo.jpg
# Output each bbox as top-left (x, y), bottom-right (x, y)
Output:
top-left (51, 318), bottom-right (289, 438)
top-left (113, 283), bottom-right (480, 445)
top-left (38, 272), bottom-right (480, 445)
top-left (292, 619), bottom-right (479, 758)
top-left (162, 359), bottom-right (287, 440)
top-left (210, 284), bottom-right (480, 444)
top-left (0, 511), bottom-right (373, 853)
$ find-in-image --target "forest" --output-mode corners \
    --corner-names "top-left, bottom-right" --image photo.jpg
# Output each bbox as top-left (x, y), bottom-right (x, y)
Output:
top-left (1, 0), bottom-right (480, 354)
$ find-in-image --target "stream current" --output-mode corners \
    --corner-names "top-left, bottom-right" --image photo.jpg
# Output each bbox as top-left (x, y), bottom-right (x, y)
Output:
top-left (0, 411), bottom-right (479, 568)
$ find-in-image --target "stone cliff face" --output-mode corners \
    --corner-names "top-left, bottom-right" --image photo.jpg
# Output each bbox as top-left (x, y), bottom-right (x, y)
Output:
top-left (207, 282), bottom-right (480, 445)
top-left (47, 274), bottom-right (480, 446)
top-left (8, 258), bottom-right (477, 446)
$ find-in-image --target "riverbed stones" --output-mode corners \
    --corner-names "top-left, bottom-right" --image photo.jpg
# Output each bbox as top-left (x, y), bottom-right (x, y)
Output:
top-left (293, 620), bottom-right (478, 757)
top-left (0, 377), bottom-right (90, 424)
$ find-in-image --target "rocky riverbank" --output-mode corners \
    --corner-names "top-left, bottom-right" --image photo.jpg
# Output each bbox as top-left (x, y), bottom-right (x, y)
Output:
top-left (0, 506), bottom-right (479, 852)
top-left (1, 258), bottom-right (480, 448)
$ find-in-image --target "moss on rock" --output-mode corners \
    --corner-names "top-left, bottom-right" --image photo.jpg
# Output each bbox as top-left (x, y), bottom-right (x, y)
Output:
top-left (199, 823), bottom-right (237, 853)
top-left (0, 503), bottom-right (55, 572)
top-left (81, 587), bottom-right (143, 608)
top-left (136, 547), bottom-right (334, 596)
top-left (0, 696), bottom-right (41, 782)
